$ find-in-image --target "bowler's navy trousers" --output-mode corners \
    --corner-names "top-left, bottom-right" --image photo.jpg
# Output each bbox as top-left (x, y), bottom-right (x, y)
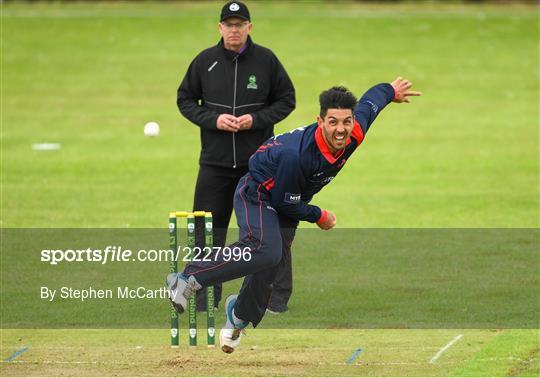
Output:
top-left (183, 174), bottom-right (297, 327)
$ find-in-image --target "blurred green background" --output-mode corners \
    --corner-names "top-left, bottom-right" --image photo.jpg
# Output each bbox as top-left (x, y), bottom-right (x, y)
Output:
top-left (2, 1), bottom-right (538, 228)
top-left (1, 3), bottom-right (539, 377)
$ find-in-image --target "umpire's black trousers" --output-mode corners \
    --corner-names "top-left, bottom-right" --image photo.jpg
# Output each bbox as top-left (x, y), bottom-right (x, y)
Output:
top-left (192, 164), bottom-right (294, 312)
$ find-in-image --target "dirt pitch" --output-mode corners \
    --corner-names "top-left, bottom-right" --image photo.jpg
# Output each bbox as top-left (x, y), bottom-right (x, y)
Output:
top-left (2, 329), bottom-right (538, 376)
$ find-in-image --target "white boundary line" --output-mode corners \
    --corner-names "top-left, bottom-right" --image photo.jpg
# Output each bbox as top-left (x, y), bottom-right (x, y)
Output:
top-left (429, 334), bottom-right (463, 364)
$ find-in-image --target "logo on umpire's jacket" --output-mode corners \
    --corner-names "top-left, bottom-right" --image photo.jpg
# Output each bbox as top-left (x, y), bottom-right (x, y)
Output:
top-left (247, 75), bottom-right (258, 90)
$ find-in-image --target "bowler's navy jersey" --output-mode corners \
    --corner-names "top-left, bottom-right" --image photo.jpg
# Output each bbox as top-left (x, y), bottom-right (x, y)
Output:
top-left (248, 83), bottom-right (395, 223)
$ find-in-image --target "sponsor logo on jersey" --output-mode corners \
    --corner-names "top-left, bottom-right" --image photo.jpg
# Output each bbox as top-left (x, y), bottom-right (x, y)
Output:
top-left (366, 100), bottom-right (379, 114)
top-left (284, 193), bottom-right (301, 204)
top-left (321, 176), bottom-right (334, 185)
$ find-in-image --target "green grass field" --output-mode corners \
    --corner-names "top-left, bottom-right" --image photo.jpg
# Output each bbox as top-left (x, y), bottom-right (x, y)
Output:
top-left (1, 1), bottom-right (538, 376)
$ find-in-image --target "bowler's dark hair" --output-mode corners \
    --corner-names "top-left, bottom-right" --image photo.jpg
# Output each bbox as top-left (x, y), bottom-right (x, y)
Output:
top-left (319, 86), bottom-right (357, 119)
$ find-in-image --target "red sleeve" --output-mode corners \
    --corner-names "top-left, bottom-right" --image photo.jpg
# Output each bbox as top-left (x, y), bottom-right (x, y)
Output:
top-left (350, 120), bottom-right (365, 144)
top-left (316, 210), bottom-right (328, 224)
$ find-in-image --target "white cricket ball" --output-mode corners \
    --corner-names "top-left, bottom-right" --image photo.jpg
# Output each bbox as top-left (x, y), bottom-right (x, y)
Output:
top-left (144, 121), bottom-right (160, 137)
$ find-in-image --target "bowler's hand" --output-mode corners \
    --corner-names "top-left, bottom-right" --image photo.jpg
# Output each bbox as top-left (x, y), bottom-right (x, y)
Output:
top-left (237, 114), bottom-right (253, 130)
top-left (216, 114), bottom-right (240, 132)
top-left (391, 77), bottom-right (422, 103)
top-left (317, 210), bottom-right (336, 230)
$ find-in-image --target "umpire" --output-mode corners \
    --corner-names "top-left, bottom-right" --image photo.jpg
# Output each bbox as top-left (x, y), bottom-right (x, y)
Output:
top-left (176, 1), bottom-right (296, 311)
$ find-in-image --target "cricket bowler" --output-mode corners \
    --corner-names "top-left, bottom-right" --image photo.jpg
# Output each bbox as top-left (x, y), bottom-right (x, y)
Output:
top-left (166, 77), bottom-right (421, 353)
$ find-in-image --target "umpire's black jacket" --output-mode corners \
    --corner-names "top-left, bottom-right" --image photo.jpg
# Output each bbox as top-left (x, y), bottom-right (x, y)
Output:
top-left (177, 36), bottom-right (296, 169)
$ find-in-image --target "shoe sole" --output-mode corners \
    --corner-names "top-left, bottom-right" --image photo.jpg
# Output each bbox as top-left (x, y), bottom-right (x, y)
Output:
top-left (266, 309), bottom-right (287, 314)
top-left (166, 274), bottom-right (187, 314)
top-left (171, 300), bottom-right (185, 314)
top-left (221, 345), bottom-right (234, 354)
top-left (219, 329), bottom-right (236, 354)
top-left (220, 295), bottom-right (238, 354)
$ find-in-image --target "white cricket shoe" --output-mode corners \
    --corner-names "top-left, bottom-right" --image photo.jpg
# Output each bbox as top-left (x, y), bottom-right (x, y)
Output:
top-left (220, 295), bottom-right (248, 354)
top-left (165, 273), bottom-right (201, 313)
